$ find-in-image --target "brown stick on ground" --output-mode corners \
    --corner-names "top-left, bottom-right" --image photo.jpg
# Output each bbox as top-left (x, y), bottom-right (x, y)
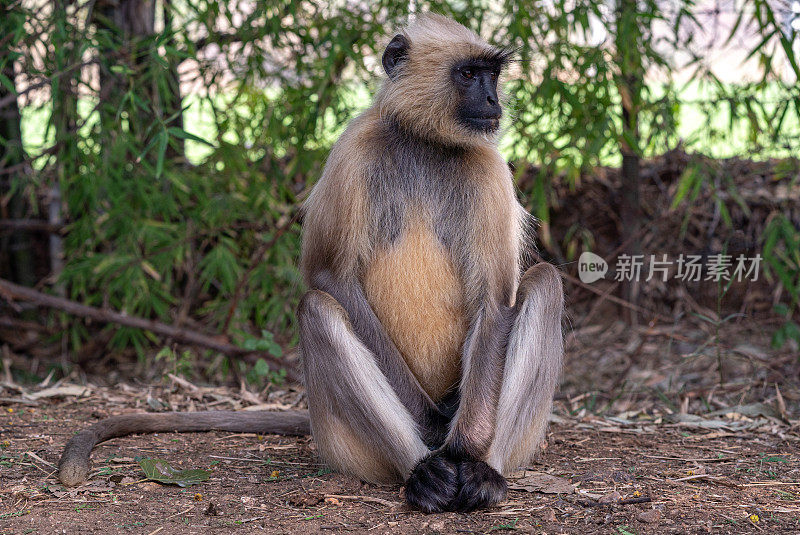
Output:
top-left (579, 497), bottom-right (653, 507)
top-left (0, 278), bottom-right (298, 381)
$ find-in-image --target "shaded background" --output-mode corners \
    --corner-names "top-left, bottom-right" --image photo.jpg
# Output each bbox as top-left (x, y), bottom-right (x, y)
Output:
top-left (2, 2), bottom-right (800, 533)
top-left (1, 0), bottom-right (798, 402)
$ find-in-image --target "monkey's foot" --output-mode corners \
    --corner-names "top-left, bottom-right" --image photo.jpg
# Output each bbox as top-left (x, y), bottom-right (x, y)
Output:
top-left (450, 459), bottom-right (507, 512)
top-left (404, 453), bottom-right (507, 513)
top-left (404, 454), bottom-right (459, 513)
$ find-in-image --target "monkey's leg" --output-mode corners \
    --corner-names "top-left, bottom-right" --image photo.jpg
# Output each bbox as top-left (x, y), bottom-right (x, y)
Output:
top-left (406, 263), bottom-right (563, 512)
top-left (485, 263), bottom-right (563, 475)
top-left (309, 270), bottom-right (449, 446)
top-left (299, 290), bottom-right (432, 484)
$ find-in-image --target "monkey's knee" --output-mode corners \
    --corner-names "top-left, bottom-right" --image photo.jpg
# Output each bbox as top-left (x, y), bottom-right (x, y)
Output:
top-left (487, 263), bottom-right (564, 475)
top-left (299, 289), bottom-right (429, 482)
top-left (298, 289), bottom-right (356, 359)
top-left (516, 262), bottom-right (564, 310)
top-left (513, 262), bottom-right (564, 344)
top-left (298, 289), bottom-right (349, 324)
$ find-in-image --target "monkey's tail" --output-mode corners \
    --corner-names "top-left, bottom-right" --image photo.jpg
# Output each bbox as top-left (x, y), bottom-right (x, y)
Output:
top-left (57, 410), bottom-right (310, 486)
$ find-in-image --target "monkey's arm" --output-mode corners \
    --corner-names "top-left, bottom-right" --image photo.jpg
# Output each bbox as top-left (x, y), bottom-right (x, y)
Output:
top-left (445, 298), bottom-right (514, 459)
top-left (406, 263), bottom-right (563, 512)
top-left (445, 264), bottom-right (563, 463)
top-left (403, 295), bottom-right (513, 512)
top-left (308, 269), bottom-right (448, 445)
top-left (58, 410), bottom-right (309, 486)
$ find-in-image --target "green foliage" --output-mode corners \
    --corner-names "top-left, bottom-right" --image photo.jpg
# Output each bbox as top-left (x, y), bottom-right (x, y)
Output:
top-left (247, 358), bottom-right (287, 387)
top-left (504, 1), bottom-right (675, 165)
top-left (763, 214), bottom-right (800, 350)
top-left (155, 346), bottom-right (195, 377)
top-left (500, 0), bottom-right (690, 224)
top-left (137, 457), bottom-right (210, 487)
top-left (238, 330), bottom-right (287, 384)
top-left (239, 330), bottom-right (282, 357)
top-left (4, 0), bottom-right (800, 367)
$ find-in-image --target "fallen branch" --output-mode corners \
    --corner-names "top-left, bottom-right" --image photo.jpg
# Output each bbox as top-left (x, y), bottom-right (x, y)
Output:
top-left (579, 497), bottom-right (652, 507)
top-left (323, 494), bottom-right (400, 507)
top-left (0, 315), bottom-right (55, 334)
top-left (0, 219), bottom-right (63, 233)
top-left (670, 474), bottom-right (741, 488)
top-left (0, 278), bottom-right (298, 382)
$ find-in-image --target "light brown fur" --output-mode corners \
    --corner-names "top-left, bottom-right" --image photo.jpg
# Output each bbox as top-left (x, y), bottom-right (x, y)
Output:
top-left (363, 212), bottom-right (466, 401)
top-left (300, 114), bottom-right (375, 280)
top-left (313, 416), bottom-right (399, 483)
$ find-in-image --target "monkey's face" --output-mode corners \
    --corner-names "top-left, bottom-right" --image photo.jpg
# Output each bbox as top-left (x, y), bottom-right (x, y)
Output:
top-left (377, 16), bottom-right (512, 147)
top-left (451, 59), bottom-right (503, 133)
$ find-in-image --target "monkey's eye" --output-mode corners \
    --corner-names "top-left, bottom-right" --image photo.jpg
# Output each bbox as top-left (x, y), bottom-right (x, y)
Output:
top-left (490, 70), bottom-right (499, 81)
top-left (460, 68), bottom-right (475, 79)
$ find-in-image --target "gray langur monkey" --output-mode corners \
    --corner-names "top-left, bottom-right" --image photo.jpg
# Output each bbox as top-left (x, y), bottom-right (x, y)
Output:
top-left (57, 13), bottom-right (564, 513)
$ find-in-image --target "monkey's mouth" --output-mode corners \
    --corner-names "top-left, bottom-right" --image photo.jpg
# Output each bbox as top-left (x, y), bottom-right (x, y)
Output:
top-left (461, 116), bottom-right (501, 132)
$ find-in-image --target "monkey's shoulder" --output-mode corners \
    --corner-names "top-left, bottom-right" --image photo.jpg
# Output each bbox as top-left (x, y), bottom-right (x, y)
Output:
top-left (314, 109), bottom-right (518, 232)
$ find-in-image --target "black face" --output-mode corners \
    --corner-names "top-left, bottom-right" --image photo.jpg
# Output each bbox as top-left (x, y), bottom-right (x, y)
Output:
top-left (452, 58), bottom-right (503, 132)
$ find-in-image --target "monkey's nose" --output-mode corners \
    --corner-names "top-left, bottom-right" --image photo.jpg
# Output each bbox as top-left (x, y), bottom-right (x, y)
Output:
top-left (487, 95), bottom-right (497, 105)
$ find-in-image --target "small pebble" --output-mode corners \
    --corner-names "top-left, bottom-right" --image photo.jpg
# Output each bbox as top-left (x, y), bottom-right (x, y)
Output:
top-left (598, 490), bottom-right (622, 504)
top-left (429, 520), bottom-right (445, 531)
top-left (637, 509), bottom-right (661, 523)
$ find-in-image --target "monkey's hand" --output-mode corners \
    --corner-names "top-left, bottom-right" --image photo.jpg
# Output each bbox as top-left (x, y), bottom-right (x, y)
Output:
top-left (404, 452), bottom-right (507, 513)
top-left (404, 453), bottom-right (459, 513)
top-left (448, 457), bottom-right (507, 512)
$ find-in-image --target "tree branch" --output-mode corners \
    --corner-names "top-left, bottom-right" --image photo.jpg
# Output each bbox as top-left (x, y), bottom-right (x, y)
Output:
top-left (0, 278), bottom-right (298, 382)
top-left (0, 219), bottom-right (63, 233)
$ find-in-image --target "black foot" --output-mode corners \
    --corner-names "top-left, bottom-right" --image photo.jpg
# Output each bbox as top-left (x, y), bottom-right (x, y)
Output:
top-left (450, 459), bottom-right (507, 512)
top-left (404, 453), bottom-right (459, 513)
top-left (404, 453), bottom-right (508, 513)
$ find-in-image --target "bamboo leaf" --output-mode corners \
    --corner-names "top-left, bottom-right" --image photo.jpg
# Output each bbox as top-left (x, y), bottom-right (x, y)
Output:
top-left (167, 127), bottom-right (216, 147)
top-left (138, 458), bottom-right (210, 487)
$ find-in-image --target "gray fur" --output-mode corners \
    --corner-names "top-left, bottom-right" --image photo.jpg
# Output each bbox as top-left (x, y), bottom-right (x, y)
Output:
top-left (299, 290), bottom-right (429, 482)
top-left (487, 263), bottom-right (564, 473)
top-left (299, 16), bottom-right (563, 485)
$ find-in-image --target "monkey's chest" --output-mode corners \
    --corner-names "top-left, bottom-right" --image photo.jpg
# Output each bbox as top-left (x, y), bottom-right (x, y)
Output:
top-left (362, 222), bottom-right (467, 402)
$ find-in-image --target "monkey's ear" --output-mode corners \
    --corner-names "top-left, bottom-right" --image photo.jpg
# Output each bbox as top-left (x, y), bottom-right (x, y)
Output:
top-left (382, 34), bottom-right (409, 79)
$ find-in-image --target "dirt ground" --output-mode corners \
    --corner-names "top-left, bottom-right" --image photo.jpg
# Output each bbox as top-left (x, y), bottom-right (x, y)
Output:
top-left (2, 318), bottom-right (799, 535)
top-left (1, 396), bottom-right (798, 534)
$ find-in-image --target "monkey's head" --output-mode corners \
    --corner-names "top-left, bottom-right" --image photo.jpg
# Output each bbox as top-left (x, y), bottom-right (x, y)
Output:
top-left (375, 13), bottom-right (512, 147)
